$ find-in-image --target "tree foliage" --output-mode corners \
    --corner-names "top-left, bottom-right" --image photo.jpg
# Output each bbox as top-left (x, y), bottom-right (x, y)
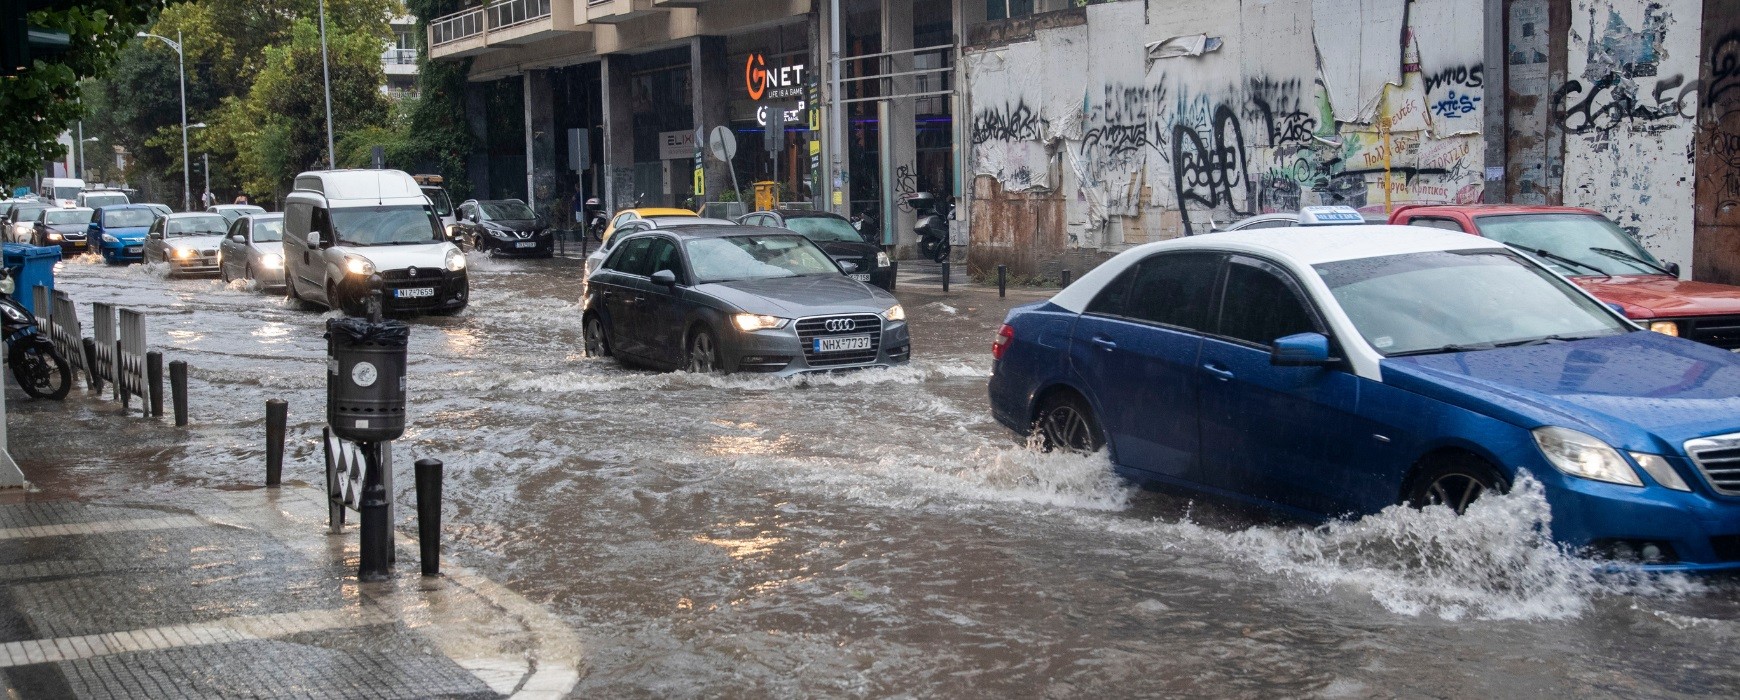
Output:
top-left (399, 0), bottom-right (475, 200)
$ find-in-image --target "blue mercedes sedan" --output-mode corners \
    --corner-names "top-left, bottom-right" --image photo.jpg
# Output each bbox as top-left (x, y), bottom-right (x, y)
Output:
top-left (988, 226), bottom-right (1740, 571)
top-left (89, 204), bottom-right (160, 264)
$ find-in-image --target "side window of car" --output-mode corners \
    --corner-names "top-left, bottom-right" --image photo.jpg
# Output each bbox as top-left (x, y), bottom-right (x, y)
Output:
top-left (1239, 219), bottom-right (1294, 230)
top-left (1086, 253), bottom-right (1222, 332)
top-left (612, 213), bottom-right (635, 229)
top-left (1215, 260), bottom-right (1319, 345)
top-left (1407, 217), bottom-right (1466, 233)
top-left (285, 202), bottom-right (311, 242)
top-left (607, 236), bottom-right (655, 276)
top-left (646, 238), bottom-right (683, 279)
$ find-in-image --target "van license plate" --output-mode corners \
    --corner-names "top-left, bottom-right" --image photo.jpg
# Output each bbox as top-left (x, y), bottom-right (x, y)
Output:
top-left (814, 336), bottom-right (871, 353)
top-left (516, 241), bottom-right (536, 248)
top-left (395, 287), bottom-right (435, 299)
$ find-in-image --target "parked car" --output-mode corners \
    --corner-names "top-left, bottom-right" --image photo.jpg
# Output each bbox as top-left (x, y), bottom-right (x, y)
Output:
top-left (209, 204), bottom-right (267, 224)
top-left (453, 199), bottom-right (554, 257)
top-left (4, 202), bottom-right (49, 243)
top-left (143, 212), bottom-right (229, 276)
top-left (76, 190), bottom-right (129, 209)
top-left (30, 207), bottom-right (94, 253)
top-left (739, 209), bottom-right (894, 291)
top-left (989, 225), bottom-right (1740, 571)
top-left (1222, 206), bottom-right (1385, 231)
top-left (1389, 205), bottom-right (1740, 349)
top-left (601, 207), bottom-right (698, 244)
top-left (90, 205), bottom-right (160, 264)
top-left (413, 174), bottom-right (457, 240)
top-left (585, 215), bottom-right (737, 282)
top-left (281, 169), bottom-right (468, 315)
top-left (141, 203), bottom-right (173, 217)
top-left (219, 213), bottom-right (287, 290)
top-left (582, 226), bottom-right (910, 375)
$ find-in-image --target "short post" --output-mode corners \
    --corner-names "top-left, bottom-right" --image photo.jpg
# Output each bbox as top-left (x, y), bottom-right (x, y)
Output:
top-left (357, 448), bottom-right (392, 581)
top-left (169, 360), bottom-right (188, 426)
top-left (997, 264), bottom-right (1007, 298)
top-left (81, 337), bottom-right (101, 392)
top-left (941, 261), bottom-right (951, 293)
top-left (112, 339), bottom-right (123, 405)
top-left (146, 351), bottom-right (164, 418)
top-left (265, 399), bottom-right (287, 487)
top-left (415, 458), bottom-right (444, 576)
top-left (888, 260), bottom-right (898, 292)
top-left (580, 231), bottom-right (589, 258)
top-left (1061, 269), bottom-right (1072, 287)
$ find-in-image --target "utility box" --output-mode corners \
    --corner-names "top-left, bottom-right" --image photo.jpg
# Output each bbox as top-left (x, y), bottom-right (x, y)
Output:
top-left (1, 244), bottom-right (59, 316)
top-left (325, 317), bottom-right (409, 443)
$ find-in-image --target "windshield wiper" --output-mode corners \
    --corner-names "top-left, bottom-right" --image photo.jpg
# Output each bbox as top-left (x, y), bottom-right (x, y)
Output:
top-left (1386, 343), bottom-right (1497, 357)
top-left (1589, 247), bottom-right (1675, 275)
top-left (1504, 243), bottom-right (1609, 277)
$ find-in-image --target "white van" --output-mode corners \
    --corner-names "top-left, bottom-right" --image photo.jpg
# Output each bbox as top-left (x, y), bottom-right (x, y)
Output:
top-left (281, 169), bottom-right (469, 315)
top-left (77, 189), bottom-right (130, 209)
top-left (41, 177), bottom-right (85, 208)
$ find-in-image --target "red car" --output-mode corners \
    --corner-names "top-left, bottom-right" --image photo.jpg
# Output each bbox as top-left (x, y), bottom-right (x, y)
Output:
top-left (1389, 205), bottom-right (1740, 349)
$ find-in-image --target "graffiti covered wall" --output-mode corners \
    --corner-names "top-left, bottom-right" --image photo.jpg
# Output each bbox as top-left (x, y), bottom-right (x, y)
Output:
top-left (965, 0), bottom-right (1489, 273)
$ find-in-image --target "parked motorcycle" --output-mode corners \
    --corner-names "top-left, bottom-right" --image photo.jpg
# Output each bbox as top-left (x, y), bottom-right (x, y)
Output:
top-left (850, 210), bottom-right (881, 245)
top-left (583, 198), bottom-right (608, 242)
top-left (910, 193), bottom-right (954, 264)
top-left (0, 268), bottom-right (70, 400)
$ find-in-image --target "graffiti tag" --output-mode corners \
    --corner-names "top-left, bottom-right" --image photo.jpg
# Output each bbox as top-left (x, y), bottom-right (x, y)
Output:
top-left (1709, 33), bottom-right (1740, 108)
top-left (1431, 91), bottom-right (1482, 119)
top-left (1423, 64), bottom-right (1484, 94)
top-left (970, 100), bottom-right (1047, 145)
top-left (1553, 73), bottom-right (1698, 135)
top-left (1172, 105), bottom-right (1251, 235)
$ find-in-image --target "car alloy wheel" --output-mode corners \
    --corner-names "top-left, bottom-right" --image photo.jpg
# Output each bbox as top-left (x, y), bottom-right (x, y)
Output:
top-left (584, 315), bottom-right (611, 358)
top-left (1038, 393), bottom-right (1104, 453)
top-left (687, 328), bottom-right (719, 373)
top-left (1405, 457), bottom-right (1503, 515)
top-left (1423, 474), bottom-right (1487, 514)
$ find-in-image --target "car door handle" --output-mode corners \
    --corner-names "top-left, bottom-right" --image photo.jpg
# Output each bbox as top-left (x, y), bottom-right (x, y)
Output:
top-left (1202, 363), bottom-right (1235, 380)
top-left (1090, 336), bottom-right (1118, 352)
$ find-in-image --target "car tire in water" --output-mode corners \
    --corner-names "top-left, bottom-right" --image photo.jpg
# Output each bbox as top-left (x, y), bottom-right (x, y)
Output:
top-left (1037, 391), bottom-right (1104, 453)
top-left (584, 315), bottom-right (612, 359)
top-left (11, 343), bottom-right (71, 400)
top-left (687, 327), bottom-right (721, 374)
top-left (1404, 455), bottom-right (1506, 514)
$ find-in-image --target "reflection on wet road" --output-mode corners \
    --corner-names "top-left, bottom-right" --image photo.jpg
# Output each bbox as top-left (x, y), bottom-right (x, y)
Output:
top-left (19, 253), bottom-right (1740, 697)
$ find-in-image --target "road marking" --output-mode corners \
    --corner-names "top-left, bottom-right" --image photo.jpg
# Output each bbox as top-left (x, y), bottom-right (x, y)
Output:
top-left (0, 607), bottom-right (389, 668)
top-left (0, 515), bottom-right (209, 540)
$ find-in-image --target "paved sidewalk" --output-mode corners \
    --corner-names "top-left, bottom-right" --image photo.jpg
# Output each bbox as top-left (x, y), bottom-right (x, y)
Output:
top-left (0, 483), bottom-right (582, 699)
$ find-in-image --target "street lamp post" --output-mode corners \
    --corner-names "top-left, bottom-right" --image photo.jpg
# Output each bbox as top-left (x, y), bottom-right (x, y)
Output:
top-left (79, 135), bottom-right (99, 181)
top-left (137, 30), bottom-right (190, 212)
top-left (188, 122), bottom-right (208, 206)
top-left (317, 0), bottom-right (336, 168)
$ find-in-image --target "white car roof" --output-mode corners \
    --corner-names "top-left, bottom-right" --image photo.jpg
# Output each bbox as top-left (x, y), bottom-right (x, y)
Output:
top-left (1050, 226), bottom-right (1505, 313)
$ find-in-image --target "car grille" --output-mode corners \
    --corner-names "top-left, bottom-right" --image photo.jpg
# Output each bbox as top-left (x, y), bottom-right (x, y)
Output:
top-left (1684, 432), bottom-right (1740, 495)
top-left (796, 313), bottom-right (883, 368)
top-left (1670, 316), bottom-right (1740, 350)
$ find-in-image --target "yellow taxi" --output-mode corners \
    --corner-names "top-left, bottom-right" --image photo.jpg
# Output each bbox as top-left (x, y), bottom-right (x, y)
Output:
top-left (601, 207), bottom-right (698, 244)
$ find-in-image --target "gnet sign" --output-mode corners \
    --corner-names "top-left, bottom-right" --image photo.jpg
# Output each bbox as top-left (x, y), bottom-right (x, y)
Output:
top-left (745, 53), bottom-right (805, 102)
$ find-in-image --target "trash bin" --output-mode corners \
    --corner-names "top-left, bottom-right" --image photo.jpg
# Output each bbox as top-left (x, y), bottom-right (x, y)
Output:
top-left (326, 317), bottom-right (410, 444)
top-left (1, 243), bottom-right (61, 316)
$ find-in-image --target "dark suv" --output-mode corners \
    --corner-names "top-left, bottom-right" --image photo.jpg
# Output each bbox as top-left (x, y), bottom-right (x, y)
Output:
top-left (738, 210), bottom-right (893, 291)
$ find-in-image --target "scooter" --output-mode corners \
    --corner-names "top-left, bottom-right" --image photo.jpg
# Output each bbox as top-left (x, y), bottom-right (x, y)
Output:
top-left (910, 193), bottom-right (953, 264)
top-left (583, 198), bottom-right (608, 242)
top-left (0, 268), bottom-right (70, 400)
top-left (850, 210), bottom-right (881, 245)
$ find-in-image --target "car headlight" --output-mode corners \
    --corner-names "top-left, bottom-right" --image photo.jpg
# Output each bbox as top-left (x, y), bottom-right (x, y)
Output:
top-left (490, 230), bottom-right (513, 239)
top-left (1628, 452), bottom-right (1690, 491)
top-left (732, 313), bottom-right (789, 332)
top-left (1532, 426), bottom-right (1643, 486)
top-left (1648, 321), bottom-right (1680, 336)
top-left (445, 224), bottom-right (457, 239)
top-left (174, 247), bottom-right (195, 259)
top-left (876, 251), bottom-right (891, 268)
top-left (344, 255), bottom-right (374, 276)
top-left (445, 248), bottom-right (467, 272)
top-left (261, 253), bottom-right (284, 269)
top-left (47, 232), bottom-right (61, 241)
top-left (882, 304), bottom-right (905, 322)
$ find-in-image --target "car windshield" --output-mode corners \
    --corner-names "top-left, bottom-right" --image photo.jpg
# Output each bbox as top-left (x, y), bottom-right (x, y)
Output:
top-left (331, 205), bottom-right (439, 246)
top-left (1314, 249), bottom-right (1631, 357)
top-left (53, 187), bottom-right (79, 200)
top-left (782, 216), bottom-right (863, 242)
top-left (479, 201), bottom-right (535, 220)
top-left (103, 208), bottom-right (156, 228)
top-left (686, 235), bottom-right (841, 283)
top-left (83, 194), bottom-right (127, 208)
top-left (1475, 213), bottom-right (1668, 276)
top-left (45, 209), bottom-right (92, 225)
top-left (252, 219), bottom-right (284, 242)
top-left (166, 215), bottom-right (229, 236)
top-left (11, 206), bottom-right (46, 223)
top-left (424, 189), bottom-right (453, 217)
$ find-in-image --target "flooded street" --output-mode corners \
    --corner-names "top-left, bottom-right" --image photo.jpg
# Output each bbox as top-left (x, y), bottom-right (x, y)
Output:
top-left (13, 254), bottom-right (1740, 698)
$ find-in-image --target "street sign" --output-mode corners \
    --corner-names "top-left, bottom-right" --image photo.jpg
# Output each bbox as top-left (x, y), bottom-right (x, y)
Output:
top-left (708, 125), bottom-right (737, 162)
top-left (765, 117), bottom-right (785, 153)
top-left (568, 128), bottom-right (590, 172)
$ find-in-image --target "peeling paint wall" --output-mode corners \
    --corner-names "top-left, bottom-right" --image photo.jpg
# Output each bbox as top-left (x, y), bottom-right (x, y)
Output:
top-left (1558, 0), bottom-right (1702, 266)
top-left (964, 0), bottom-right (1491, 275)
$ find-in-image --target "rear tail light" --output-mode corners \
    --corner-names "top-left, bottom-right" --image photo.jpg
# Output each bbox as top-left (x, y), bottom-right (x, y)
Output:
top-left (992, 324), bottom-right (1014, 360)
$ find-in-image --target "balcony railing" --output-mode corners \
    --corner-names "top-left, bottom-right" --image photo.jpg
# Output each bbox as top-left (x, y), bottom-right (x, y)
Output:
top-left (382, 48), bottom-right (418, 65)
top-left (430, 6), bottom-right (484, 46)
top-left (488, 0), bottom-right (552, 31)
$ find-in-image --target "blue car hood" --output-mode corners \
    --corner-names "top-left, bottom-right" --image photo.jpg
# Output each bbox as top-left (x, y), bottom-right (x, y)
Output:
top-left (1381, 332), bottom-right (1740, 449)
top-left (101, 227), bottom-right (148, 241)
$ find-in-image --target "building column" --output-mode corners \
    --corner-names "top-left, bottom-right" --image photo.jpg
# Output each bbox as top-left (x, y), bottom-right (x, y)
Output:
top-left (691, 36), bottom-right (733, 205)
top-left (465, 80), bottom-right (490, 200)
top-left (524, 69), bottom-right (558, 220)
top-left (881, 0), bottom-right (917, 250)
top-left (601, 54), bottom-right (636, 211)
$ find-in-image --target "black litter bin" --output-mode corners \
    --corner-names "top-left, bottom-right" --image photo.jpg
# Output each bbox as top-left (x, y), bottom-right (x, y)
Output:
top-left (326, 317), bottom-right (409, 443)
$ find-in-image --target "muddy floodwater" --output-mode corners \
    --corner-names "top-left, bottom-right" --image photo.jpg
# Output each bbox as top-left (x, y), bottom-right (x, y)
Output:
top-left (12, 253), bottom-right (1740, 698)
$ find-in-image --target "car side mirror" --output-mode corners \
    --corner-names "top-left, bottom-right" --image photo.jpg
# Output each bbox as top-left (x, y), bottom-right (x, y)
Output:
top-left (1605, 302), bottom-right (1628, 316)
top-left (306, 232), bottom-right (321, 248)
top-left (147, 231), bottom-right (163, 240)
top-left (1666, 261), bottom-right (1681, 277)
top-left (230, 233), bottom-right (246, 243)
top-left (1270, 332), bottom-right (1337, 366)
top-left (838, 260), bottom-right (860, 273)
top-left (650, 269), bottom-right (678, 287)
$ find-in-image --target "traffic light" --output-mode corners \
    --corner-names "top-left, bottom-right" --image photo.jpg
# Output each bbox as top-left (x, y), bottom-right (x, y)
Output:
top-left (2, 1), bottom-right (73, 77)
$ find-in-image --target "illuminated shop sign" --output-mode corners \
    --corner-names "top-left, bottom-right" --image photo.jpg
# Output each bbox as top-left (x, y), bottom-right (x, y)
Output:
top-left (745, 53), bottom-right (806, 102)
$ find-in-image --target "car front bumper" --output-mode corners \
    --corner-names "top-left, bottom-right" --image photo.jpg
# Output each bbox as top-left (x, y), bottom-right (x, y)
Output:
top-left (487, 236), bottom-right (554, 256)
top-left (99, 241), bottom-right (145, 262)
top-left (723, 314), bottom-right (911, 377)
top-left (1536, 459), bottom-right (1740, 572)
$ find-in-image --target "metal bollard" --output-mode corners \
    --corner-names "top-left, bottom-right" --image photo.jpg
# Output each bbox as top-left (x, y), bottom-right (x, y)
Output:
top-left (1061, 269), bottom-right (1072, 287)
top-left (169, 360), bottom-right (188, 426)
top-left (113, 340), bottom-right (124, 405)
top-left (358, 444), bottom-right (391, 581)
top-left (942, 261), bottom-right (951, 293)
top-left (146, 351), bottom-right (163, 418)
top-left (265, 399), bottom-right (287, 487)
top-left (998, 264), bottom-right (1007, 298)
top-left (888, 260), bottom-right (898, 292)
top-left (81, 337), bottom-right (101, 392)
top-left (415, 458), bottom-right (444, 576)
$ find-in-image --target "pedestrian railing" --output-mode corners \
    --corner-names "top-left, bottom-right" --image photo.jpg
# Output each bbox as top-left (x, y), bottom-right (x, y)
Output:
top-left (49, 290), bottom-right (87, 386)
top-left (116, 308), bottom-right (149, 410)
top-left (92, 301), bottom-right (116, 388)
top-left (31, 286), bottom-right (50, 330)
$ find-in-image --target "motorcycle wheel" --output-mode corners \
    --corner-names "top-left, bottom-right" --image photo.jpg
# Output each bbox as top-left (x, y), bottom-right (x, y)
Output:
top-left (11, 343), bottom-right (71, 400)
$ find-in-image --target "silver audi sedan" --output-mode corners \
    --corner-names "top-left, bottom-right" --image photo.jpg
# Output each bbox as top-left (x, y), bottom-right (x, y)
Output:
top-left (218, 213), bottom-right (287, 290)
top-left (582, 226), bottom-right (910, 375)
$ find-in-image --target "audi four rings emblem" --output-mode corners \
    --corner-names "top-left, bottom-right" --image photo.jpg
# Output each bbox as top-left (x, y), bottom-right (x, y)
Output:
top-left (824, 318), bottom-right (856, 332)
